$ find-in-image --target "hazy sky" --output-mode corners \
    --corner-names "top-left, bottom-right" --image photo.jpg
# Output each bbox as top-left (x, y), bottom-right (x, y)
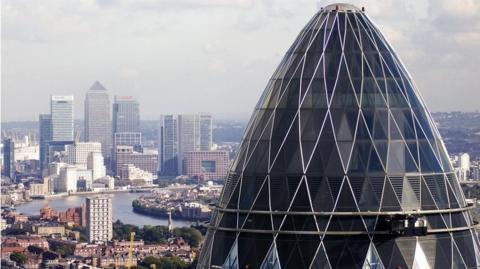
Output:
top-left (2, 0), bottom-right (479, 122)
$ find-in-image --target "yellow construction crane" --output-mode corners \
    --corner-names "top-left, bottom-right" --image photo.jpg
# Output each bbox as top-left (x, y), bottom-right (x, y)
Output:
top-left (128, 231), bottom-right (135, 268)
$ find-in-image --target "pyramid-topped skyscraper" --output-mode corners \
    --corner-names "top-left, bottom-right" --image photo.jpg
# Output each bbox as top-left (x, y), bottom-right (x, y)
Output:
top-left (197, 4), bottom-right (480, 269)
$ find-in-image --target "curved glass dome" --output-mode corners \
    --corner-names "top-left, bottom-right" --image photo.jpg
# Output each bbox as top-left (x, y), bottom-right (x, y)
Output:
top-left (197, 4), bottom-right (480, 269)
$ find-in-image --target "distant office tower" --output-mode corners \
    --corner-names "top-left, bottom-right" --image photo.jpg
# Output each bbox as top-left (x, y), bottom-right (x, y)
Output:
top-left (2, 138), bottom-right (15, 180)
top-left (472, 163), bottom-right (480, 181)
top-left (460, 153), bottom-right (471, 181)
top-left (113, 132), bottom-right (142, 150)
top-left (160, 115), bottom-right (178, 176)
top-left (178, 114), bottom-right (200, 174)
top-left (199, 113), bottom-right (213, 151)
top-left (86, 196), bottom-right (113, 243)
top-left (87, 152), bottom-right (106, 180)
top-left (184, 151), bottom-right (229, 181)
top-left (115, 145), bottom-right (158, 179)
top-left (39, 114), bottom-right (52, 174)
top-left (65, 142), bottom-right (102, 167)
top-left (85, 81), bottom-right (112, 158)
top-left (112, 132), bottom-right (142, 174)
top-left (51, 95), bottom-right (74, 142)
top-left (198, 4), bottom-right (480, 269)
top-left (112, 96), bottom-right (140, 133)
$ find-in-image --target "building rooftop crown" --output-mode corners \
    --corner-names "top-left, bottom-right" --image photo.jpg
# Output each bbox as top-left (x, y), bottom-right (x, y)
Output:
top-left (321, 3), bottom-right (362, 12)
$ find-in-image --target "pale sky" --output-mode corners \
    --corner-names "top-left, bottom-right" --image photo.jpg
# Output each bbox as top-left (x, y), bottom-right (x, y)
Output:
top-left (2, 0), bottom-right (480, 122)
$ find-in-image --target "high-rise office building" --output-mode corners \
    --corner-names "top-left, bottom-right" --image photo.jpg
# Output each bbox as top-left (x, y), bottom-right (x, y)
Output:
top-left (2, 138), bottom-right (15, 180)
top-left (112, 96), bottom-right (140, 133)
top-left (198, 4), bottom-right (480, 269)
top-left (85, 81), bottom-right (111, 158)
top-left (178, 114), bottom-right (200, 174)
top-left (51, 95), bottom-right (74, 142)
top-left (113, 132), bottom-right (142, 150)
top-left (199, 113), bottom-right (213, 151)
top-left (65, 142), bottom-right (102, 167)
top-left (39, 114), bottom-right (52, 174)
top-left (159, 115), bottom-right (178, 176)
top-left (86, 196), bottom-right (113, 243)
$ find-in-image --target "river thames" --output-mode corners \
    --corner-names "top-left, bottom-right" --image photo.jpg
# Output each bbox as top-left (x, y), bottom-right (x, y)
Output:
top-left (15, 192), bottom-right (193, 227)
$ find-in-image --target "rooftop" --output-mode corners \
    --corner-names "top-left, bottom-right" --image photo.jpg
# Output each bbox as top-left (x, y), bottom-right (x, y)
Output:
top-left (322, 3), bottom-right (363, 12)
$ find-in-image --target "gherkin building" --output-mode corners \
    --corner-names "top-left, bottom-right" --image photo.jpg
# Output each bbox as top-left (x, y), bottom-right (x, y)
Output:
top-left (197, 3), bottom-right (480, 269)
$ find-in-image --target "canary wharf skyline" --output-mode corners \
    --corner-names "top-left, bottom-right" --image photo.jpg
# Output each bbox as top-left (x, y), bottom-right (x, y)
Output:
top-left (2, 0), bottom-right (480, 122)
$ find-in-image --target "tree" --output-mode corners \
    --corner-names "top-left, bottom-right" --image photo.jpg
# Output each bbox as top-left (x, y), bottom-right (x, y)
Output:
top-left (141, 256), bottom-right (188, 269)
top-left (173, 227), bottom-right (203, 248)
top-left (10, 252), bottom-right (27, 265)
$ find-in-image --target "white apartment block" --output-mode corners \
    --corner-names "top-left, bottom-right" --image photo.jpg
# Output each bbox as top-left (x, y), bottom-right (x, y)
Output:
top-left (86, 196), bottom-right (113, 243)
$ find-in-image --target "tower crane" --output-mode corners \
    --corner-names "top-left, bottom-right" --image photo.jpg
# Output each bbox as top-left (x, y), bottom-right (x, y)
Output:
top-left (128, 231), bottom-right (135, 268)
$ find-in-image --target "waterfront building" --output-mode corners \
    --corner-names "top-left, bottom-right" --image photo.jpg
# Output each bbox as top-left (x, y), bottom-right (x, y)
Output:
top-left (39, 114), bottom-right (52, 174)
top-left (184, 151), bottom-right (229, 181)
top-left (76, 168), bottom-right (94, 191)
top-left (118, 164), bottom-right (154, 185)
top-left (2, 138), bottom-right (15, 180)
top-left (28, 179), bottom-right (53, 197)
top-left (86, 196), bottom-right (113, 243)
top-left (51, 95), bottom-right (74, 142)
top-left (87, 152), bottom-right (107, 180)
top-left (115, 145), bottom-right (158, 179)
top-left (55, 165), bottom-right (79, 193)
top-left (94, 175), bottom-right (115, 189)
top-left (84, 81), bottom-right (112, 158)
top-left (198, 4), bottom-right (480, 269)
top-left (113, 96), bottom-right (140, 133)
top-left (199, 113), bottom-right (213, 151)
top-left (160, 115), bottom-right (179, 176)
top-left (48, 162), bottom-right (67, 177)
top-left (65, 142), bottom-right (102, 167)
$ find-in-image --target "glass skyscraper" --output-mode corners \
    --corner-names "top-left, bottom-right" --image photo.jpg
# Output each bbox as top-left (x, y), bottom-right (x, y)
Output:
top-left (51, 95), bottom-right (74, 142)
top-left (160, 115), bottom-right (179, 176)
top-left (178, 114), bottom-right (200, 175)
top-left (2, 138), bottom-right (15, 180)
top-left (198, 4), bottom-right (480, 269)
top-left (200, 113), bottom-right (213, 151)
top-left (85, 81), bottom-right (111, 158)
top-left (112, 96), bottom-right (140, 133)
top-left (39, 114), bottom-right (52, 174)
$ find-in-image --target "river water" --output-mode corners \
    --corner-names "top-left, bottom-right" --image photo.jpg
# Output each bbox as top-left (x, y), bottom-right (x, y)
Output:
top-left (15, 192), bottom-right (193, 227)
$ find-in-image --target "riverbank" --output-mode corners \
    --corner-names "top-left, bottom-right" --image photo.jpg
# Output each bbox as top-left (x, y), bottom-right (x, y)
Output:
top-left (132, 199), bottom-right (210, 221)
top-left (15, 192), bottom-right (193, 227)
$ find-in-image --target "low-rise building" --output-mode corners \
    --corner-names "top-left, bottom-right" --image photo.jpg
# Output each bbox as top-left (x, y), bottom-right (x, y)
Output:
top-left (2, 235), bottom-right (49, 249)
top-left (30, 222), bottom-right (66, 236)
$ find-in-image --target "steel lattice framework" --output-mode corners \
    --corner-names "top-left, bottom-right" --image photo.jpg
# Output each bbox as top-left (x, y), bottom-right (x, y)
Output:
top-left (197, 3), bottom-right (480, 269)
